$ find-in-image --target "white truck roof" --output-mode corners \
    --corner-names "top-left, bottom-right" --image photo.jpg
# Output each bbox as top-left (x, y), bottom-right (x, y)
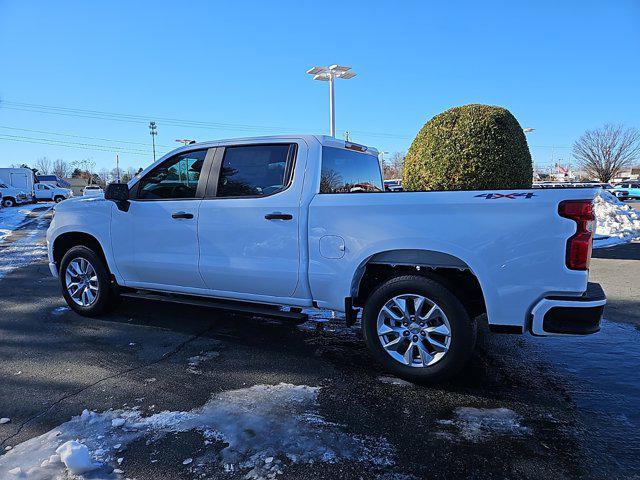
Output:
top-left (176, 135), bottom-right (379, 156)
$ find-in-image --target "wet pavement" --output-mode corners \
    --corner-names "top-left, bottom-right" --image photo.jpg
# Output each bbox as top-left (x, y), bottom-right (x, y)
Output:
top-left (0, 210), bottom-right (638, 479)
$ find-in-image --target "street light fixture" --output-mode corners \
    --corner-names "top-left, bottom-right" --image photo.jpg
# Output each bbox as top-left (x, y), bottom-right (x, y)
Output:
top-left (175, 139), bottom-right (196, 146)
top-left (523, 128), bottom-right (535, 133)
top-left (307, 64), bottom-right (357, 137)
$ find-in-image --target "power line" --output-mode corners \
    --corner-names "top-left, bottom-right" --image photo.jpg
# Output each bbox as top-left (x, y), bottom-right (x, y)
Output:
top-left (0, 100), bottom-right (412, 140)
top-left (0, 134), bottom-right (157, 156)
top-left (0, 125), bottom-right (175, 148)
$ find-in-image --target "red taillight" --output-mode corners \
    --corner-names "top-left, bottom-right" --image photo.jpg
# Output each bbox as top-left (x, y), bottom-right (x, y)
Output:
top-left (558, 200), bottom-right (595, 270)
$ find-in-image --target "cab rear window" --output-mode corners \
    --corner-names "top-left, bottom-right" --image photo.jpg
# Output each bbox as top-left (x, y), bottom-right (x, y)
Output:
top-left (320, 147), bottom-right (383, 194)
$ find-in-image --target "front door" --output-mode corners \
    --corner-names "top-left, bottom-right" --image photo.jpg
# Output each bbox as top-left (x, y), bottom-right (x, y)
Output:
top-left (198, 143), bottom-right (300, 298)
top-left (111, 148), bottom-right (212, 289)
top-left (35, 183), bottom-right (50, 200)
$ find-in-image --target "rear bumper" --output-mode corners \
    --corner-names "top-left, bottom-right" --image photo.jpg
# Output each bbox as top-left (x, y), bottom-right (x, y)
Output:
top-left (530, 282), bottom-right (605, 336)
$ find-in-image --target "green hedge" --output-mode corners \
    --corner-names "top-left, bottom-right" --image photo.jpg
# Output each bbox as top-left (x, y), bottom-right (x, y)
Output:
top-left (403, 104), bottom-right (533, 191)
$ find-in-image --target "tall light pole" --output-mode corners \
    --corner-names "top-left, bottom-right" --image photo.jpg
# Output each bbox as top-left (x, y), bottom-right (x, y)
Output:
top-left (149, 121), bottom-right (157, 162)
top-left (307, 65), bottom-right (356, 137)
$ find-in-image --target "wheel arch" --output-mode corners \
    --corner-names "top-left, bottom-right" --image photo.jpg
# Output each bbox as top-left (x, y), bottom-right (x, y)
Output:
top-left (52, 231), bottom-right (110, 274)
top-left (350, 249), bottom-right (487, 320)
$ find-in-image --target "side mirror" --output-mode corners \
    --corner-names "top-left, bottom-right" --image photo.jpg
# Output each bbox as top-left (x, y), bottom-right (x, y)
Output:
top-left (105, 183), bottom-right (129, 202)
top-left (105, 183), bottom-right (130, 212)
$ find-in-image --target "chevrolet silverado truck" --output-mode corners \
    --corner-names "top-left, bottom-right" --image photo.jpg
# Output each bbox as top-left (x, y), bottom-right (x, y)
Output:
top-left (46, 135), bottom-right (605, 381)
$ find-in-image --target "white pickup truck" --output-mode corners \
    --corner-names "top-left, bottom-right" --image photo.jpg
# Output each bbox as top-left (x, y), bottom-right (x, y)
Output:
top-left (34, 182), bottom-right (73, 203)
top-left (46, 135), bottom-right (605, 381)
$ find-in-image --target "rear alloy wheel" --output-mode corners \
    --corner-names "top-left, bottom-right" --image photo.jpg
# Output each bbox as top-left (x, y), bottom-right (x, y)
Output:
top-left (362, 275), bottom-right (476, 383)
top-left (376, 294), bottom-right (452, 367)
top-left (2, 198), bottom-right (15, 208)
top-left (54, 196), bottom-right (65, 203)
top-left (60, 246), bottom-right (113, 317)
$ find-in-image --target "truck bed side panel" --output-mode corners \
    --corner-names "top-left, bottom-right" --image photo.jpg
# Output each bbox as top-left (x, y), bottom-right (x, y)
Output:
top-left (308, 188), bottom-right (597, 328)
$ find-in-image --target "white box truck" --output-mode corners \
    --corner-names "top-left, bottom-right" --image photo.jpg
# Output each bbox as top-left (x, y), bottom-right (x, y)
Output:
top-left (0, 168), bottom-right (36, 202)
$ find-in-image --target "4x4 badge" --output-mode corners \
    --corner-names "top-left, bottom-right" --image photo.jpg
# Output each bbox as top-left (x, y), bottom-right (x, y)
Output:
top-left (475, 193), bottom-right (536, 199)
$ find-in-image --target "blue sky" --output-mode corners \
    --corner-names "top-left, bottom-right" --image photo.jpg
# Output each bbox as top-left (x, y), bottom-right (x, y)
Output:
top-left (0, 0), bottom-right (638, 172)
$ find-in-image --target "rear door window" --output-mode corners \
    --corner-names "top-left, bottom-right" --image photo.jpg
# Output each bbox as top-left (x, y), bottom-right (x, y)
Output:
top-left (320, 147), bottom-right (383, 193)
top-left (215, 144), bottom-right (295, 198)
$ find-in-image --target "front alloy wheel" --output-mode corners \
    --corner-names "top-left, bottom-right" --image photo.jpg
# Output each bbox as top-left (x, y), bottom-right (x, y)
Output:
top-left (65, 258), bottom-right (99, 306)
top-left (59, 245), bottom-right (116, 317)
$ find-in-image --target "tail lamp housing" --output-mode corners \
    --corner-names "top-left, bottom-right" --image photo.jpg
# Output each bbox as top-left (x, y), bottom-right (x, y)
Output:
top-left (558, 200), bottom-right (595, 270)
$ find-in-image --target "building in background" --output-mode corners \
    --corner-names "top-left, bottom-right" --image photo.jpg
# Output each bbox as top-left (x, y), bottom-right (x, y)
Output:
top-left (65, 177), bottom-right (89, 197)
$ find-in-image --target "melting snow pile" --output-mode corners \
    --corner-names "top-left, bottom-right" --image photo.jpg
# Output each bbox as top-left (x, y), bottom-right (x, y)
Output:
top-left (593, 191), bottom-right (640, 248)
top-left (438, 407), bottom-right (529, 442)
top-left (0, 203), bottom-right (52, 242)
top-left (0, 383), bottom-right (393, 479)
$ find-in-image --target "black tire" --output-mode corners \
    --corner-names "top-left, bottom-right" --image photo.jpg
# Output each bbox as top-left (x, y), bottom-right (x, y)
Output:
top-left (54, 196), bottom-right (65, 203)
top-left (2, 198), bottom-right (15, 208)
top-left (59, 246), bottom-right (115, 317)
top-left (362, 275), bottom-right (476, 383)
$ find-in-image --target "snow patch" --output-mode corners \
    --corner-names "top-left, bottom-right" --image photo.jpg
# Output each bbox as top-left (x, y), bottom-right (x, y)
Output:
top-left (0, 417), bottom-right (10, 424)
top-left (187, 351), bottom-right (220, 374)
top-left (51, 306), bottom-right (70, 316)
top-left (438, 407), bottom-right (529, 442)
top-left (593, 191), bottom-right (640, 248)
top-left (0, 203), bottom-right (52, 242)
top-left (297, 308), bottom-right (359, 336)
top-left (0, 383), bottom-right (393, 479)
top-left (378, 376), bottom-right (413, 387)
top-left (0, 227), bottom-right (48, 279)
top-left (55, 440), bottom-right (99, 474)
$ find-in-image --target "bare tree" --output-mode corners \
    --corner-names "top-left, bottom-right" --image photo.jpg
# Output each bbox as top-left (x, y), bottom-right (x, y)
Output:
top-left (52, 158), bottom-right (71, 178)
top-left (71, 159), bottom-right (97, 184)
top-left (572, 124), bottom-right (640, 182)
top-left (35, 157), bottom-right (52, 175)
top-left (382, 152), bottom-right (406, 180)
top-left (97, 168), bottom-right (111, 186)
top-left (121, 166), bottom-right (139, 182)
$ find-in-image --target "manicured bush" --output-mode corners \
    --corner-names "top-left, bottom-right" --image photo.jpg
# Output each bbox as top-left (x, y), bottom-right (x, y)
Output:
top-left (402, 104), bottom-right (533, 191)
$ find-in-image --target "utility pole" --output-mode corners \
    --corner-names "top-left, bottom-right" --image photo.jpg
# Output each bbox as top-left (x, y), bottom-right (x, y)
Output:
top-left (115, 153), bottom-right (120, 182)
top-left (149, 121), bottom-right (157, 162)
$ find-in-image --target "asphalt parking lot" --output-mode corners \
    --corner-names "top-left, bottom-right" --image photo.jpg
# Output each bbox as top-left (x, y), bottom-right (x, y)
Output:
top-left (0, 208), bottom-right (638, 479)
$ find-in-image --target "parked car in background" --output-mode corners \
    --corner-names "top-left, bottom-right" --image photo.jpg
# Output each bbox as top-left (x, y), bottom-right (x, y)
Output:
top-left (47, 135), bottom-right (605, 382)
top-left (0, 167), bottom-right (36, 202)
top-left (0, 182), bottom-right (30, 207)
top-left (34, 183), bottom-right (73, 203)
top-left (613, 182), bottom-right (640, 200)
top-left (82, 185), bottom-right (104, 197)
top-left (384, 179), bottom-right (403, 191)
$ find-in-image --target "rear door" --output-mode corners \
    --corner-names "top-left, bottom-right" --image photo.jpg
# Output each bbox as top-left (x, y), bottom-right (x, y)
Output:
top-left (197, 143), bottom-right (301, 297)
top-left (111, 148), bottom-right (213, 289)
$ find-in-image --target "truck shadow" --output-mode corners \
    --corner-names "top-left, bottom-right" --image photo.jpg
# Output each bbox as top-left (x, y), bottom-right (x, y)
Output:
top-left (592, 241), bottom-right (640, 260)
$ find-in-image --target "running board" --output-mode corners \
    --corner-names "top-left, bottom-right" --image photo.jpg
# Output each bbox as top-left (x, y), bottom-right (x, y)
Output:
top-left (120, 291), bottom-right (308, 322)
